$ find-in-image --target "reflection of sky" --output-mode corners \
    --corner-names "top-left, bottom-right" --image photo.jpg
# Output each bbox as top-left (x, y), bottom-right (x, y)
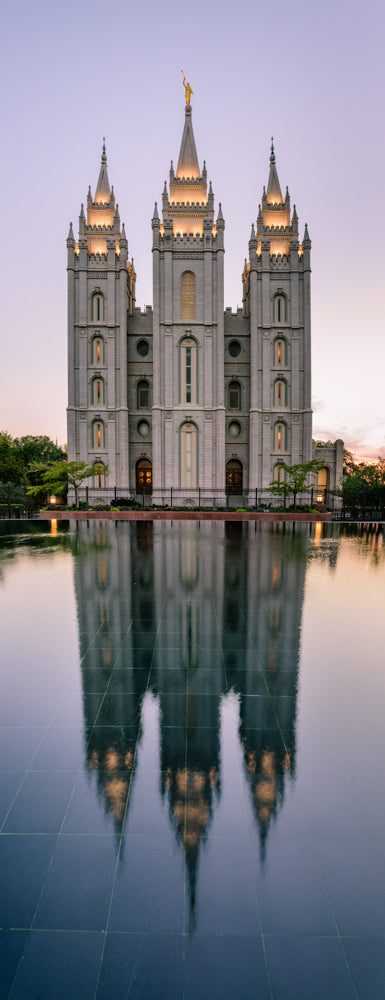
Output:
top-left (1, 0), bottom-right (384, 456)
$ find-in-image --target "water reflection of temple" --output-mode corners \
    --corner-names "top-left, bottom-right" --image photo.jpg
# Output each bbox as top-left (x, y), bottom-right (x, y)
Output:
top-left (72, 520), bottom-right (313, 893)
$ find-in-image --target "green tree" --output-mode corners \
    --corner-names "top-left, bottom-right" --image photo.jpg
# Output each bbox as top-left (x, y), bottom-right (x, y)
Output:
top-left (15, 435), bottom-right (66, 467)
top-left (0, 432), bottom-right (25, 486)
top-left (27, 460), bottom-right (109, 508)
top-left (269, 460), bottom-right (322, 508)
top-left (338, 458), bottom-right (385, 514)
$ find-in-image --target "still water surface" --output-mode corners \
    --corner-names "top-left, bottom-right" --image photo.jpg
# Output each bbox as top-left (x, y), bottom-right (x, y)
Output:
top-left (0, 519), bottom-right (384, 999)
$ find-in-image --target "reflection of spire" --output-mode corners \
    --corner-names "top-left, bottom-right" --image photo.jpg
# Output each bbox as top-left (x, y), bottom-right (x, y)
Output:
top-left (162, 763), bottom-right (219, 930)
top-left (225, 522), bottom-right (306, 861)
top-left (242, 738), bottom-right (291, 863)
top-left (72, 519), bottom-right (306, 898)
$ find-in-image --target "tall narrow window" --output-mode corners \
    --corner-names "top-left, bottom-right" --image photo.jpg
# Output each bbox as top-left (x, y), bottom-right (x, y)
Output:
top-left (93, 420), bottom-right (104, 449)
top-left (274, 379), bottom-right (287, 407)
top-left (186, 347), bottom-right (192, 402)
top-left (275, 422), bottom-right (287, 451)
top-left (274, 294), bottom-right (286, 324)
top-left (92, 336), bottom-right (104, 365)
top-left (316, 467), bottom-right (328, 503)
top-left (92, 377), bottom-right (105, 405)
top-left (228, 381), bottom-right (241, 409)
top-left (275, 337), bottom-right (286, 366)
top-left (93, 461), bottom-right (106, 488)
top-left (92, 293), bottom-right (104, 322)
top-left (137, 380), bottom-right (150, 408)
top-left (275, 465), bottom-right (285, 482)
top-left (180, 422), bottom-right (197, 489)
top-left (180, 339), bottom-right (197, 404)
top-left (181, 272), bottom-right (196, 320)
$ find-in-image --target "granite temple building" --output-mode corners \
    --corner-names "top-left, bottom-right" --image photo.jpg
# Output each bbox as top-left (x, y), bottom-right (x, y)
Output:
top-left (66, 93), bottom-right (343, 503)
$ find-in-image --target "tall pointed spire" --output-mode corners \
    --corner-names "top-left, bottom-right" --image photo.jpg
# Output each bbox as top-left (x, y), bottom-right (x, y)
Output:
top-left (266, 137), bottom-right (283, 205)
top-left (176, 105), bottom-right (200, 179)
top-left (95, 138), bottom-right (111, 203)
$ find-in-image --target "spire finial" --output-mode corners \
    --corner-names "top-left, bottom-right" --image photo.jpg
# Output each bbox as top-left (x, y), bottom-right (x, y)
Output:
top-left (270, 137), bottom-right (275, 162)
top-left (102, 137), bottom-right (106, 156)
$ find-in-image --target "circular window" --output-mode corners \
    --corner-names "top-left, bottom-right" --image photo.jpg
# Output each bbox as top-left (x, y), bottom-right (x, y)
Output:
top-left (137, 340), bottom-right (149, 357)
top-left (228, 340), bottom-right (241, 358)
top-left (228, 421), bottom-right (241, 438)
top-left (137, 420), bottom-right (150, 438)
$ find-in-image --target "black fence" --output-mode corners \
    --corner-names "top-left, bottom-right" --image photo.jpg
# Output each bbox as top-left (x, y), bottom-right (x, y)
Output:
top-left (67, 485), bottom-right (340, 512)
top-left (2, 481), bottom-right (384, 520)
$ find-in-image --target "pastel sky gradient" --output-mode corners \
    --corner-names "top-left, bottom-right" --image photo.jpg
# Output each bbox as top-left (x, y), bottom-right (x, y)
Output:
top-left (1, 0), bottom-right (384, 459)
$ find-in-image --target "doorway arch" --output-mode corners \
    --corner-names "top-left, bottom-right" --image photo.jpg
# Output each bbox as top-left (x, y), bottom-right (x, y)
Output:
top-left (136, 459), bottom-right (152, 495)
top-left (226, 459), bottom-right (243, 495)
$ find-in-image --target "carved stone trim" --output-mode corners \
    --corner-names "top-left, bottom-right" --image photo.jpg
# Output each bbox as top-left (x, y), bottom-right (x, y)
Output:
top-left (174, 252), bottom-right (203, 260)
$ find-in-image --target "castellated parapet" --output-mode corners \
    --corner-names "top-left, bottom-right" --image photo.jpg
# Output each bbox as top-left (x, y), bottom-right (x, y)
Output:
top-left (67, 119), bottom-right (342, 502)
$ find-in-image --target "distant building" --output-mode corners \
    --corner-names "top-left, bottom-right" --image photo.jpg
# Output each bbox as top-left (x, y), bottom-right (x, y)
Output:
top-left (67, 100), bottom-right (343, 502)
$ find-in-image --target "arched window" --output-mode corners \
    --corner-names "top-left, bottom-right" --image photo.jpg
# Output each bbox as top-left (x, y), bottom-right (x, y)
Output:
top-left (92, 420), bottom-right (105, 449)
top-left (274, 294), bottom-right (287, 324)
top-left (226, 460), bottom-right (243, 495)
top-left (316, 467), bottom-right (328, 503)
top-left (274, 379), bottom-right (287, 407)
top-left (228, 380), bottom-right (241, 409)
top-left (181, 271), bottom-right (196, 321)
top-left (274, 337), bottom-right (287, 366)
top-left (92, 377), bottom-right (105, 405)
top-left (274, 421), bottom-right (287, 451)
top-left (92, 292), bottom-right (104, 322)
top-left (91, 336), bottom-right (104, 365)
top-left (180, 338), bottom-right (197, 404)
top-left (180, 422), bottom-right (197, 488)
top-left (93, 461), bottom-right (106, 488)
top-left (274, 464), bottom-right (285, 482)
top-left (137, 380), bottom-right (150, 409)
top-left (136, 459), bottom-right (152, 495)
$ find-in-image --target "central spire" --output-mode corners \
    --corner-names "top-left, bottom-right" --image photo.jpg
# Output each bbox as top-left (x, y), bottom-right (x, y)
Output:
top-left (176, 105), bottom-right (200, 179)
top-left (95, 138), bottom-right (111, 204)
top-left (266, 138), bottom-right (283, 205)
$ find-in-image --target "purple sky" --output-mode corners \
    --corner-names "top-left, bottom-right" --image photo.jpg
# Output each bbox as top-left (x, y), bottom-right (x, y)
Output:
top-left (1, 0), bottom-right (384, 459)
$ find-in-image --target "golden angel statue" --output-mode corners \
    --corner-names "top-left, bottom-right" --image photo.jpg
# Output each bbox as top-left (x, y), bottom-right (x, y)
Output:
top-left (181, 71), bottom-right (193, 105)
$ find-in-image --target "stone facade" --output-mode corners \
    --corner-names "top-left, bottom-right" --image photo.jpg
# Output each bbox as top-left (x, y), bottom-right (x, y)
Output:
top-left (67, 109), bottom-right (343, 502)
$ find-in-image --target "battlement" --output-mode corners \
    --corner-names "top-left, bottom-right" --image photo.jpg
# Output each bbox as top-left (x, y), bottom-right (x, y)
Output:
top-left (159, 231), bottom-right (205, 245)
top-left (133, 305), bottom-right (153, 314)
top-left (263, 225), bottom-right (292, 234)
top-left (171, 175), bottom-right (205, 185)
top-left (269, 254), bottom-right (291, 268)
top-left (169, 201), bottom-right (208, 209)
top-left (84, 224), bottom-right (119, 234)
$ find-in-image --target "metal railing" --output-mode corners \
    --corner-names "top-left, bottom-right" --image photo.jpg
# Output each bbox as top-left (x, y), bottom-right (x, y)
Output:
top-left (65, 485), bottom-right (340, 512)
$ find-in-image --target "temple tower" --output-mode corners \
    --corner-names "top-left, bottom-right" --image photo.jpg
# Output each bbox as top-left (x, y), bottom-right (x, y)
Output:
top-left (67, 143), bottom-right (136, 493)
top-left (242, 141), bottom-right (312, 492)
top-left (151, 95), bottom-right (225, 499)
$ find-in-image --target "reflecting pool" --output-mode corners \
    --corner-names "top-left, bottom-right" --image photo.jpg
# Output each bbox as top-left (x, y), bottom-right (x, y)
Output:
top-left (0, 519), bottom-right (385, 999)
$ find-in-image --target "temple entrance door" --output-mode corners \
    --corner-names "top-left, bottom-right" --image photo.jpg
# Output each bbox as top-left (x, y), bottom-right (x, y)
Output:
top-left (226, 460), bottom-right (243, 495)
top-left (136, 459), bottom-right (152, 495)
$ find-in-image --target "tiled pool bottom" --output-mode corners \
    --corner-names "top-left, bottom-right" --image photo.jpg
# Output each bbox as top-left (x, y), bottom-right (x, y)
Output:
top-left (0, 519), bottom-right (385, 999)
